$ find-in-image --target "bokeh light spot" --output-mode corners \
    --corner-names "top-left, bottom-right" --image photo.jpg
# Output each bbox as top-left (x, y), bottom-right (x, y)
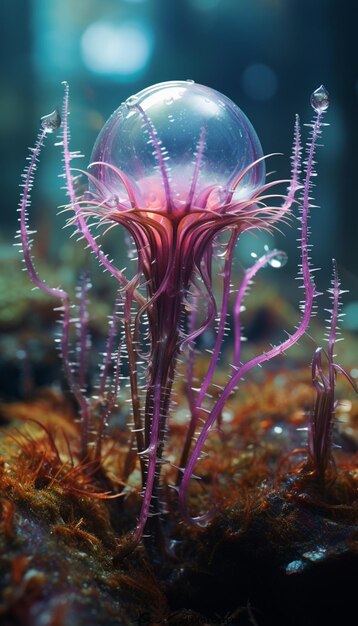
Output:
top-left (241, 63), bottom-right (278, 101)
top-left (81, 20), bottom-right (153, 78)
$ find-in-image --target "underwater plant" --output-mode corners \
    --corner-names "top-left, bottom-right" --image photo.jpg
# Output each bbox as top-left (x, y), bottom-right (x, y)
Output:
top-left (18, 80), bottom-right (332, 554)
top-left (306, 260), bottom-right (358, 485)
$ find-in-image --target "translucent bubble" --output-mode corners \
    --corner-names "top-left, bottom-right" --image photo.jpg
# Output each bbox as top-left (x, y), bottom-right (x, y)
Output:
top-left (310, 85), bottom-right (330, 113)
top-left (268, 251), bottom-right (288, 269)
top-left (41, 109), bottom-right (61, 133)
top-left (89, 81), bottom-right (265, 213)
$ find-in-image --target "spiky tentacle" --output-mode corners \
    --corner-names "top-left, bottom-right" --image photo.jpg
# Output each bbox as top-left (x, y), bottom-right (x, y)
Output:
top-left (178, 109), bottom-right (324, 525)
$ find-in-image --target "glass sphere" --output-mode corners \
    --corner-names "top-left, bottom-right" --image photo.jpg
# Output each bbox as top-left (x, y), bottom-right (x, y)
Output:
top-left (90, 81), bottom-right (265, 212)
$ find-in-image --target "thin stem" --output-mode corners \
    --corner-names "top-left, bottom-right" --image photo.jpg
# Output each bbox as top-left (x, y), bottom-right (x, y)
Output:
top-left (233, 249), bottom-right (287, 367)
top-left (77, 271), bottom-right (90, 391)
top-left (61, 82), bottom-right (144, 305)
top-left (178, 229), bottom-right (238, 480)
top-left (179, 110), bottom-right (322, 524)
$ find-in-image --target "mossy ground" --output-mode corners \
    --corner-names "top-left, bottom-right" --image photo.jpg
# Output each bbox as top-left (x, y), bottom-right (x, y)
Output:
top-left (0, 257), bottom-right (357, 625)
top-left (0, 363), bottom-right (357, 626)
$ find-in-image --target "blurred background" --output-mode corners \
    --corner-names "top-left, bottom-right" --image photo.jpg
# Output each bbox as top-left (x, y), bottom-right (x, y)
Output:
top-left (0, 0), bottom-right (357, 329)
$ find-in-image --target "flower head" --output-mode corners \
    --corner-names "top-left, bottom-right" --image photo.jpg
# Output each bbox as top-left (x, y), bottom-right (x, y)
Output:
top-left (79, 81), bottom-right (292, 303)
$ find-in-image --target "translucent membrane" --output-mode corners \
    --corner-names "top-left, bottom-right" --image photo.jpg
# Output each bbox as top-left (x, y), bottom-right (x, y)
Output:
top-left (89, 80), bottom-right (265, 212)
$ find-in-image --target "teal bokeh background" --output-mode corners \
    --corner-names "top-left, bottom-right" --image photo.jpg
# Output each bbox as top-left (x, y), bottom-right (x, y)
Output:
top-left (0, 0), bottom-right (356, 297)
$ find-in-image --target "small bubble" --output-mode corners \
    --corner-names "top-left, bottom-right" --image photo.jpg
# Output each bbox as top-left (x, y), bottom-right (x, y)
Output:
top-left (268, 251), bottom-right (288, 269)
top-left (125, 95), bottom-right (139, 108)
top-left (310, 85), bottom-right (330, 113)
top-left (222, 409), bottom-right (234, 423)
top-left (41, 109), bottom-right (61, 133)
top-left (273, 425), bottom-right (283, 435)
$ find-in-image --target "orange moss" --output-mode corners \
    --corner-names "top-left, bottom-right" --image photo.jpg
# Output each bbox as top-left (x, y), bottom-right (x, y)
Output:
top-left (0, 353), bottom-right (357, 625)
top-left (0, 498), bottom-right (15, 539)
top-left (53, 518), bottom-right (103, 551)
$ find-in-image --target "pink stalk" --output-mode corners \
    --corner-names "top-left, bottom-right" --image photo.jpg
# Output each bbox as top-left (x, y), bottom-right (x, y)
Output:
top-left (233, 249), bottom-right (287, 367)
top-left (77, 271), bottom-right (91, 391)
top-left (308, 260), bottom-right (358, 481)
top-left (60, 82), bottom-right (143, 303)
top-left (18, 125), bottom-right (90, 457)
top-left (178, 108), bottom-right (324, 525)
top-left (178, 229), bottom-right (238, 476)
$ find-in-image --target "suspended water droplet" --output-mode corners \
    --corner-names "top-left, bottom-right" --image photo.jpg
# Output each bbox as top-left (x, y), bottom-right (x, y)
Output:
top-left (250, 252), bottom-right (258, 259)
top-left (125, 95), bottom-right (139, 108)
top-left (41, 109), bottom-right (61, 133)
top-left (268, 251), bottom-right (288, 269)
top-left (310, 85), bottom-right (330, 113)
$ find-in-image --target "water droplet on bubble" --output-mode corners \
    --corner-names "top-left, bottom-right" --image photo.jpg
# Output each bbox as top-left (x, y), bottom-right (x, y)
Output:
top-left (125, 95), bottom-right (139, 108)
top-left (165, 96), bottom-right (174, 105)
top-left (268, 251), bottom-right (288, 269)
top-left (41, 109), bottom-right (61, 133)
top-left (186, 79), bottom-right (195, 84)
top-left (310, 85), bottom-right (330, 113)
